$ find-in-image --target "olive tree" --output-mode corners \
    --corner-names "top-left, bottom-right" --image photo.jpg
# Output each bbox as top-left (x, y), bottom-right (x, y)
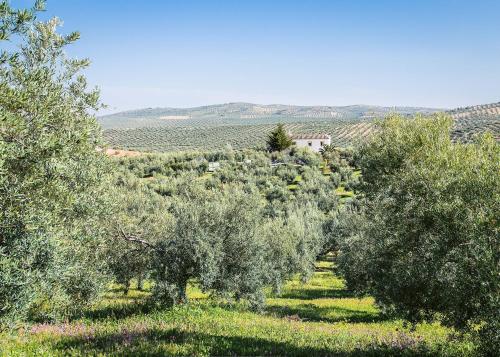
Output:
top-left (145, 183), bottom-right (267, 307)
top-left (260, 203), bottom-right (325, 292)
top-left (337, 114), bottom-right (499, 354)
top-left (105, 182), bottom-right (170, 293)
top-left (0, 1), bottom-right (110, 323)
top-left (287, 204), bottom-right (325, 283)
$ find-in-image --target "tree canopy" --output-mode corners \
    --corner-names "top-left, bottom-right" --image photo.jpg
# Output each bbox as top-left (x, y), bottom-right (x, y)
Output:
top-left (0, 0), bottom-right (109, 323)
top-left (267, 123), bottom-right (293, 152)
top-left (337, 114), bottom-right (499, 354)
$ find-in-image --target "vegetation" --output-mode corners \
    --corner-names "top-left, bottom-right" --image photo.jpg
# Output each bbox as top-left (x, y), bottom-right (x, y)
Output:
top-left (103, 121), bottom-right (375, 152)
top-left (0, 0), bottom-right (109, 324)
top-left (99, 102), bottom-right (498, 154)
top-left (98, 102), bottom-right (441, 129)
top-left (102, 115), bottom-right (498, 153)
top-left (337, 114), bottom-right (500, 355)
top-left (267, 123), bottom-right (293, 151)
top-left (1, 2), bottom-right (498, 356)
top-left (106, 146), bottom-right (356, 308)
top-left (0, 260), bottom-right (476, 357)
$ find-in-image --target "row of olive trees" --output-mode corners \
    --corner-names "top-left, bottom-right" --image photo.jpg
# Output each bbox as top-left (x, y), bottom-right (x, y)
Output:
top-left (104, 139), bottom-right (360, 308)
top-left (107, 171), bottom-right (327, 308)
top-left (0, 0), bottom-right (344, 315)
top-left (336, 114), bottom-right (499, 355)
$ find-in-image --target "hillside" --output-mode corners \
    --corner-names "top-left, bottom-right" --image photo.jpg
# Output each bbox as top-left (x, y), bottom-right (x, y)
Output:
top-left (448, 102), bottom-right (500, 142)
top-left (100, 102), bottom-right (499, 152)
top-left (98, 103), bottom-right (440, 129)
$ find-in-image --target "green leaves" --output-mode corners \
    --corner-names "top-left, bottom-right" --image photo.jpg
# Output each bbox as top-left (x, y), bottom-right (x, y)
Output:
top-left (0, 1), bottom-right (109, 323)
top-left (0, 1), bottom-right (42, 42)
top-left (337, 114), bottom-right (500, 354)
top-left (109, 146), bottom-right (340, 308)
top-left (65, 31), bottom-right (80, 43)
top-left (267, 123), bottom-right (293, 152)
top-left (34, 0), bottom-right (46, 12)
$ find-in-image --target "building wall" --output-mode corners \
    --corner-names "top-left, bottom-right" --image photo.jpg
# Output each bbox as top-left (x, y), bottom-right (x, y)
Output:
top-left (292, 138), bottom-right (331, 152)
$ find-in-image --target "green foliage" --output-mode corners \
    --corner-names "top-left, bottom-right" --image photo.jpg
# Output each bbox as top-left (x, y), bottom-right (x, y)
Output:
top-left (103, 184), bottom-right (168, 293)
top-left (267, 123), bottom-right (293, 152)
top-left (0, 261), bottom-right (476, 356)
top-left (100, 105), bottom-right (498, 154)
top-left (449, 102), bottom-right (500, 143)
top-left (319, 143), bottom-right (338, 160)
top-left (103, 121), bottom-right (376, 152)
top-left (0, 1), bottom-right (108, 323)
top-left (149, 185), bottom-right (266, 306)
top-left (337, 114), bottom-right (500, 354)
top-left (0, 0), bottom-right (43, 41)
top-left (108, 148), bottom-right (348, 308)
top-left (98, 103), bottom-right (441, 129)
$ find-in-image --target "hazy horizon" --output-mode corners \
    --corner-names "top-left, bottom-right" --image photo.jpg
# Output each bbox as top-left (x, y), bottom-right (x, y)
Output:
top-left (22, 0), bottom-right (500, 114)
top-left (100, 101), bottom-right (449, 117)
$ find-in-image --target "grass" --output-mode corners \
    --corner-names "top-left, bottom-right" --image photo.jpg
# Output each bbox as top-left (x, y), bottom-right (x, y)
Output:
top-left (287, 175), bottom-right (302, 191)
top-left (0, 261), bottom-right (475, 357)
top-left (320, 161), bottom-right (332, 175)
top-left (197, 172), bottom-right (213, 180)
top-left (335, 186), bottom-right (355, 198)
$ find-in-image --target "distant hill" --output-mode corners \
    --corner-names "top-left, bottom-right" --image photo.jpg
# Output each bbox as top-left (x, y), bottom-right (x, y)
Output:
top-left (99, 102), bottom-right (499, 152)
top-left (448, 102), bottom-right (500, 142)
top-left (98, 102), bottom-right (441, 129)
top-left (448, 102), bottom-right (500, 119)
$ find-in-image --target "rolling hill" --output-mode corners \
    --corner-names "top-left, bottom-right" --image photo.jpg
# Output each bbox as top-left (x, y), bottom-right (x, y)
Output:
top-left (99, 103), bottom-right (440, 130)
top-left (448, 102), bottom-right (500, 142)
top-left (99, 102), bottom-right (499, 152)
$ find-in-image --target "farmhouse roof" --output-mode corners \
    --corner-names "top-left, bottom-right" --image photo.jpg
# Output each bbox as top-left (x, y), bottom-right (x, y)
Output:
top-left (290, 133), bottom-right (331, 140)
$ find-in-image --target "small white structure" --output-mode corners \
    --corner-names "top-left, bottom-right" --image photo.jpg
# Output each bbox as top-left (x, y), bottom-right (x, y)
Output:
top-left (290, 133), bottom-right (331, 152)
top-left (208, 162), bottom-right (220, 172)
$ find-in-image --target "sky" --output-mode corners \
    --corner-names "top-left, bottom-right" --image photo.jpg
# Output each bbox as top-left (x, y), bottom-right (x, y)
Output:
top-left (11, 0), bottom-right (500, 113)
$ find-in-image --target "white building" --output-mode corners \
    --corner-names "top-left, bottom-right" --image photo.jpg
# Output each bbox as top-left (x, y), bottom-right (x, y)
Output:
top-left (208, 162), bottom-right (220, 172)
top-left (290, 133), bottom-right (331, 152)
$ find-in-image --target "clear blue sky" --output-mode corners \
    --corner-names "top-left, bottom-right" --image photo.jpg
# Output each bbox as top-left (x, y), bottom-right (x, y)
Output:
top-left (14, 0), bottom-right (500, 113)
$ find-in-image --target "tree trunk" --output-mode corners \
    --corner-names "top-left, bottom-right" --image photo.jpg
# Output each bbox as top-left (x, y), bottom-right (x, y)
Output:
top-left (178, 281), bottom-right (188, 304)
top-left (124, 280), bottom-right (130, 295)
top-left (137, 274), bottom-right (144, 291)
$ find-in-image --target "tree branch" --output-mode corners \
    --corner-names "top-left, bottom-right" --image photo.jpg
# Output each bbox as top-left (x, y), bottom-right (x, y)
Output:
top-left (119, 227), bottom-right (155, 250)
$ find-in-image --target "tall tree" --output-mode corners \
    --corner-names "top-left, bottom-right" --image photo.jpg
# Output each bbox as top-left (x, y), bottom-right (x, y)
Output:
top-left (266, 123), bottom-right (293, 152)
top-left (0, 1), bottom-right (109, 322)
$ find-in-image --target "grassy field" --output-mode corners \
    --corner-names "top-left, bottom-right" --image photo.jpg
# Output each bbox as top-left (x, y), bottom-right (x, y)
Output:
top-left (0, 260), bottom-right (475, 356)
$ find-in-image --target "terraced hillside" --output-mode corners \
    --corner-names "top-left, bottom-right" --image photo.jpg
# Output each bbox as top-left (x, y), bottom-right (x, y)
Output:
top-left (99, 103), bottom-right (439, 130)
top-left (104, 121), bottom-right (375, 152)
top-left (449, 102), bottom-right (500, 142)
top-left (100, 102), bottom-right (499, 152)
